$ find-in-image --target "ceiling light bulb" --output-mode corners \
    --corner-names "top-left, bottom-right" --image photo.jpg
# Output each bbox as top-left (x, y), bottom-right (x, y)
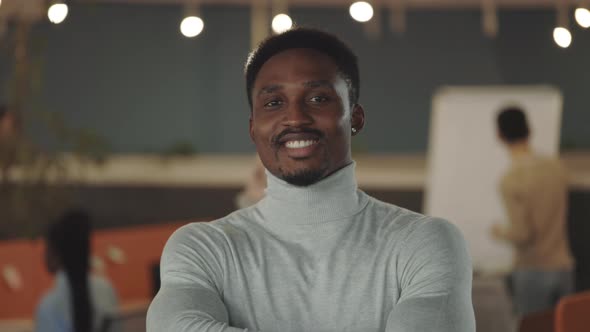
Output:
top-left (553, 27), bottom-right (572, 48)
top-left (575, 7), bottom-right (590, 28)
top-left (180, 16), bottom-right (204, 38)
top-left (272, 14), bottom-right (293, 34)
top-left (47, 3), bottom-right (68, 24)
top-left (349, 1), bottom-right (374, 23)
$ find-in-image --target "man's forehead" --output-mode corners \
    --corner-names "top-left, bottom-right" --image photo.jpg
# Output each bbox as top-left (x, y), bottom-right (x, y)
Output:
top-left (257, 49), bottom-right (337, 75)
top-left (265, 47), bottom-right (334, 63)
top-left (257, 80), bottom-right (334, 95)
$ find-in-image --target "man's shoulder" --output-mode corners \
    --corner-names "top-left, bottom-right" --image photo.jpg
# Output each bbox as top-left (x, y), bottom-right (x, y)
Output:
top-left (364, 195), bottom-right (470, 275)
top-left (406, 216), bottom-right (465, 246)
top-left (502, 155), bottom-right (566, 188)
top-left (363, 193), bottom-right (428, 226)
top-left (362, 193), bottom-right (460, 239)
top-left (393, 210), bottom-right (463, 246)
top-left (389, 212), bottom-right (469, 271)
top-left (539, 156), bottom-right (567, 174)
top-left (165, 206), bottom-right (260, 248)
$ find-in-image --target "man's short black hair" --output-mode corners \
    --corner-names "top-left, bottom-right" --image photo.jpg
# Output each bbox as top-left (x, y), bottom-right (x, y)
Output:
top-left (497, 106), bottom-right (530, 143)
top-left (244, 27), bottom-right (360, 109)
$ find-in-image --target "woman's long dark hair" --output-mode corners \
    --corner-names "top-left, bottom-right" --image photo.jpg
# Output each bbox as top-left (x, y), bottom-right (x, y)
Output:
top-left (47, 210), bottom-right (93, 332)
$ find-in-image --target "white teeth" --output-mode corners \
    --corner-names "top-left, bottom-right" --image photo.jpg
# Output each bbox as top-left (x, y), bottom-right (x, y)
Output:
top-left (285, 140), bottom-right (317, 149)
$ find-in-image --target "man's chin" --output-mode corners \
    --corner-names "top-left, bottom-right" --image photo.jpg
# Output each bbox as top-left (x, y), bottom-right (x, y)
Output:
top-left (280, 167), bottom-right (326, 187)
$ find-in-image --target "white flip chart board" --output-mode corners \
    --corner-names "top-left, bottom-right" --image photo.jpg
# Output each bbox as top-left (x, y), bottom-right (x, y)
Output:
top-left (424, 86), bottom-right (562, 274)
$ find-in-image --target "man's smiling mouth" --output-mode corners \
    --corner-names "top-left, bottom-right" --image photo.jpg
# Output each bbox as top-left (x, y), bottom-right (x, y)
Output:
top-left (284, 140), bottom-right (319, 149)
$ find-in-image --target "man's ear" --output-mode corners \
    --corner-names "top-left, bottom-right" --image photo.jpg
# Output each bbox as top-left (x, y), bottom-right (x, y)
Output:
top-left (351, 104), bottom-right (365, 135)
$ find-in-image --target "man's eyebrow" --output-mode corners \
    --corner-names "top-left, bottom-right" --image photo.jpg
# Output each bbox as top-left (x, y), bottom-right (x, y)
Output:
top-left (256, 80), bottom-right (332, 97)
top-left (257, 84), bottom-right (282, 96)
top-left (303, 80), bottom-right (333, 88)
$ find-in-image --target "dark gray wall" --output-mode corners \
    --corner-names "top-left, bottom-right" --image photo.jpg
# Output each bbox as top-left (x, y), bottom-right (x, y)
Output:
top-left (1, 4), bottom-right (589, 153)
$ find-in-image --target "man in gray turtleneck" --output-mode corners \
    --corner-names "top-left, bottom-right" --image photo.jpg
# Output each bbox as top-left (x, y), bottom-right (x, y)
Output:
top-left (147, 28), bottom-right (475, 332)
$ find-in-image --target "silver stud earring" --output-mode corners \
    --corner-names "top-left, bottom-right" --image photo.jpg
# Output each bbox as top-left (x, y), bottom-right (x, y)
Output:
top-left (352, 128), bottom-right (357, 134)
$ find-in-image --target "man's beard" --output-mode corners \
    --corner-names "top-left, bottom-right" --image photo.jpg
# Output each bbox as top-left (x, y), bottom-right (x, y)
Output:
top-left (280, 167), bottom-right (327, 187)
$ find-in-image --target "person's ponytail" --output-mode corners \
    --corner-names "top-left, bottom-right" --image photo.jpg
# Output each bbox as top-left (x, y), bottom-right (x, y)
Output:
top-left (47, 211), bottom-right (93, 332)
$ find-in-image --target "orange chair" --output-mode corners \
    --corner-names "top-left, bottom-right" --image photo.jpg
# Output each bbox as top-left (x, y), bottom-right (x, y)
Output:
top-left (0, 240), bottom-right (40, 318)
top-left (0, 221), bottom-right (188, 319)
top-left (555, 291), bottom-right (590, 332)
top-left (93, 221), bottom-right (186, 301)
top-left (519, 309), bottom-right (555, 332)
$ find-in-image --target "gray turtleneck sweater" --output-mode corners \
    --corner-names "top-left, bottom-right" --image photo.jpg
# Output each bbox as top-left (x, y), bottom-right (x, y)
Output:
top-left (147, 163), bottom-right (475, 332)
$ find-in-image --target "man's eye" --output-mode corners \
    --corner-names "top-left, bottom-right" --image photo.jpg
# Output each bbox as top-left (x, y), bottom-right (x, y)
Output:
top-left (310, 96), bottom-right (328, 103)
top-left (264, 100), bottom-right (283, 108)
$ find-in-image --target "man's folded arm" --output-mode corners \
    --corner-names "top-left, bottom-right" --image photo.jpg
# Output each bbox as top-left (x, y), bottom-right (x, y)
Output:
top-left (385, 219), bottom-right (476, 332)
top-left (147, 282), bottom-right (249, 332)
top-left (146, 224), bottom-right (253, 332)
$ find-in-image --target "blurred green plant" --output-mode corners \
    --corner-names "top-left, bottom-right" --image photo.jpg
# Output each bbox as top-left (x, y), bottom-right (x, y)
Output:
top-left (161, 140), bottom-right (198, 157)
top-left (0, 21), bottom-right (110, 239)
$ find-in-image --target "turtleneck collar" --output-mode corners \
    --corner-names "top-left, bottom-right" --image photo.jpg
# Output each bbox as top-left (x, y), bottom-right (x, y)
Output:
top-left (257, 162), bottom-right (368, 226)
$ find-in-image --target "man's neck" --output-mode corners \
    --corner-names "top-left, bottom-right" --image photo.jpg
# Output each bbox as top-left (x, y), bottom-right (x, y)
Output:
top-left (260, 162), bottom-right (365, 226)
top-left (508, 140), bottom-right (532, 161)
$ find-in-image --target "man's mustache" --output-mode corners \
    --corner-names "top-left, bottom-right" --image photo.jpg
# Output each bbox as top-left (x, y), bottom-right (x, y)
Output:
top-left (272, 128), bottom-right (324, 147)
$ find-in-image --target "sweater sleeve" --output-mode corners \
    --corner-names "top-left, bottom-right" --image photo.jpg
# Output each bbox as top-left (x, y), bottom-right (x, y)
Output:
top-left (385, 219), bottom-right (475, 332)
top-left (146, 223), bottom-right (252, 332)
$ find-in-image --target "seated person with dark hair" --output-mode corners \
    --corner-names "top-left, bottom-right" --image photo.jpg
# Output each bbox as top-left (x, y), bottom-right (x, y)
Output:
top-left (35, 210), bottom-right (119, 332)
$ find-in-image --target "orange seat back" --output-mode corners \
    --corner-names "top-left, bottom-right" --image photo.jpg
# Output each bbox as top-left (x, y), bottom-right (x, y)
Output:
top-left (519, 309), bottom-right (555, 332)
top-left (555, 291), bottom-right (590, 332)
top-left (0, 221), bottom-right (189, 319)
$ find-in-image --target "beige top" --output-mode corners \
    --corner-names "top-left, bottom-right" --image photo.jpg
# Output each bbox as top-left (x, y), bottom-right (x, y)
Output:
top-left (499, 155), bottom-right (574, 269)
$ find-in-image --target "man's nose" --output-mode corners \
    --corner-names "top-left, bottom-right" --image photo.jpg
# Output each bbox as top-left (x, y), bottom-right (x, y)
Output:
top-left (282, 102), bottom-right (313, 127)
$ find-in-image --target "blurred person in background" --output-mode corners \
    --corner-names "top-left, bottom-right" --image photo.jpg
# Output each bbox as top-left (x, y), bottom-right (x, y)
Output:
top-left (35, 209), bottom-right (119, 332)
top-left (0, 105), bottom-right (25, 238)
top-left (491, 106), bottom-right (574, 315)
top-left (235, 155), bottom-right (267, 209)
top-left (0, 105), bottom-right (19, 181)
top-left (0, 105), bottom-right (18, 141)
